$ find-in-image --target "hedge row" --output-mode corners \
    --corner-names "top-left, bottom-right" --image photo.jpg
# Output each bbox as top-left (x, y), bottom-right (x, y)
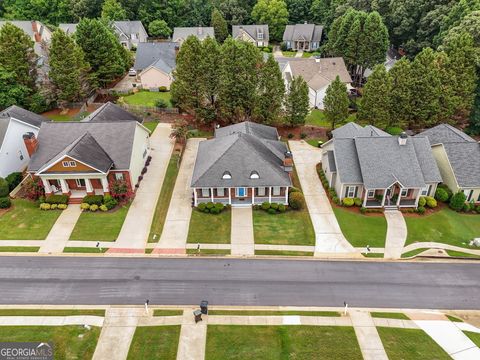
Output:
top-left (254, 202), bottom-right (286, 214)
top-left (197, 202), bottom-right (227, 214)
top-left (81, 194), bottom-right (118, 212)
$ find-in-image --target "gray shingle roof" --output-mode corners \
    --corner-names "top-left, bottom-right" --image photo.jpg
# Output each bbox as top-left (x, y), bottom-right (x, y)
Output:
top-left (232, 25), bottom-right (269, 42)
top-left (133, 42), bottom-right (177, 72)
top-left (59, 23), bottom-right (77, 34)
top-left (283, 24), bottom-right (323, 42)
top-left (334, 138), bottom-right (363, 184)
top-left (288, 58), bottom-right (352, 90)
top-left (332, 122), bottom-right (388, 139)
top-left (0, 105), bottom-right (48, 128)
top-left (81, 102), bottom-right (142, 123)
top-left (416, 123), bottom-right (476, 145)
top-left (172, 27), bottom-right (214, 42)
top-left (0, 20), bottom-right (35, 37)
top-left (442, 142), bottom-right (480, 187)
top-left (113, 21), bottom-right (146, 39)
top-left (215, 121), bottom-right (279, 140)
top-left (327, 150), bottom-right (336, 172)
top-left (28, 121), bottom-right (138, 172)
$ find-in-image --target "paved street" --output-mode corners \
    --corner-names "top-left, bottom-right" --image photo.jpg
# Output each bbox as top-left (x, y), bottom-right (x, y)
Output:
top-left (0, 257), bottom-right (479, 309)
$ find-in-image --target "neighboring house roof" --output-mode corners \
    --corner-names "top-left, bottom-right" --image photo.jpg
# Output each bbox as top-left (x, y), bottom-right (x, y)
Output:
top-left (287, 58), bottom-right (352, 91)
top-left (191, 122), bottom-right (291, 188)
top-left (59, 23), bottom-right (77, 34)
top-left (331, 122), bottom-right (388, 139)
top-left (0, 105), bottom-right (48, 128)
top-left (232, 25), bottom-right (269, 42)
top-left (215, 121), bottom-right (279, 141)
top-left (283, 24), bottom-right (323, 42)
top-left (417, 123), bottom-right (476, 145)
top-left (113, 21), bottom-right (146, 40)
top-left (172, 27), bottom-right (214, 42)
top-left (133, 42), bottom-right (177, 72)
top-left (441, 142), bottom-right (480, 188)
top-left (28, 121), bottom-right (139, 172)
top-left (81, 102), bottom-right (143, 124)
top-left (0, 20), bottom-right (47, 39)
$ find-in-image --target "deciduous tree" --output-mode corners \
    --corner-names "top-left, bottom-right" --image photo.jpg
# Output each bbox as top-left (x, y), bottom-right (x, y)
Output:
top-left (101, 0), bottom-right (127, 20)
top-left (148, 20), bottom-right (172, 38)
top-left (252, 0), bottom-right (289, 42)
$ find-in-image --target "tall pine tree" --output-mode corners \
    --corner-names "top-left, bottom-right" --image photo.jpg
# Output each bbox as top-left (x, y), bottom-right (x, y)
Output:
top-left (358, 65), bottom-right (392, 127)
top-left (389, 57), bottom-right (414, 128)
top-left (284, 76), bottom-right (309, 126)
top-left (211, 8), bottom-right (228, 43)
top-left (324, 76), bottom-right (349, 129)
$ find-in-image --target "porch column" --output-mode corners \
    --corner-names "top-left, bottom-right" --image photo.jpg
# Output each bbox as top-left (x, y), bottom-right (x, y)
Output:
top-left (414, 189), bottom-right (422, 208)
top-left (268, 187), bottom-right (272, 203)
top-left (362, 189), bottom-right (368, 207)
top-left (381, 188), bottom-right (387, 207)
top-left (59, 178), bottom-right (69, 195)
top-left (252, 187), bottom-right (255, 205)
top-left (228, 188), bottom-right (232, 205)
top-left (285, 186), bottom-right (289, 205)
top-left (193, 188), bottom-right (198, 206)
top-left (41, 178), bottom-right (52, 194)
top-left (211, 188), bottom-right (214, 202)
top-left (101, 177), bottom-right (109, 194)
top-left (396, 189), bottom-right (402, 207)
top-left (85, 178), bottom-right (93, 195)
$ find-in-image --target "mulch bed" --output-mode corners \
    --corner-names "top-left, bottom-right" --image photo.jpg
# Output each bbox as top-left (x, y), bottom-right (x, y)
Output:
top-left (277, 125), bottom-right (328, 140)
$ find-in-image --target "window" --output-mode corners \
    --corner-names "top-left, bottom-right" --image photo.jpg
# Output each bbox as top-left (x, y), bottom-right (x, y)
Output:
top-left (62, 161), bottom-right (70, 167)
top-left (75, 179), bottom-right (86, 187)
top-left (464, 189), bottom-right (474, 202)
top-left (115, 173), bottom-right (124, 181)
top-left (201, 188), bottom-right (210, 197)
top-left (236, 187), bottom-right (246, 197)
top-left (273, 186), bottom-right (281, 196)
top-left (257, 187), bottom-right (266, 196)
top-left (222, 171), bottom-right (232, 180)
top-left (18, 150), bottom-right (24, 161)
top-left (69, 161), bottom-right (76, 167)
top-left (421, 186), bottom-right (429, 196)
top-left (217, 188), bottom-right (225, 197)
top-left (367, 190), bottom-right (375, 198)
top-left (400, 188), bottom-right (408, 197)
top-left (346, 186), bottom-right (356, 198)
top-left (250, 171), bottom-right (259, 179)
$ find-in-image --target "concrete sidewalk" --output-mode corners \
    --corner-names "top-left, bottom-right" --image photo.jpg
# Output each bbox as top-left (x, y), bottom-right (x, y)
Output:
top-left (177, 309), bottom-right (207, 360)
top-left (384, 210), bottom-right (407, 259)
top-left (39, 205), bottom-right (82, 253)
top-left (350, 310), bottom-right (388, 360)
top-left (231, 207), bottom-right (254, 256)
top-left (0, 315), bottom-right (104, 327)
top-left (112, 124), bottom-right (174, 251)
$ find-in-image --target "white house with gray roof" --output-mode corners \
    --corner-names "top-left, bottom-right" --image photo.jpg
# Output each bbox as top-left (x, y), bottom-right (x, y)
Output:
top-left (232, 25), bottom-right (269, 47)
top-left (417, 124), bottom-right (480, 204)
top-left (172, 27), bottom-right (214, 45)
top-left (191, 122), bottom-right (293, 206)
top-left (321, 122), bottom-right (442, 209)
top-left (282, 23), bottom-right (323, 51)
top-left (133, 42), bottom-right (177, 90)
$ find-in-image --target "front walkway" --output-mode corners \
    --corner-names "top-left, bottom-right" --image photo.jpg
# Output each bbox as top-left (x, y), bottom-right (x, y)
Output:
top-left (288, 141), bottom-right (355, 255)
top-left (111, 124), bottom-right (173, 252)
top-left (384, 210), bottom-right (407, 259)
top-left (177, 309), bottom-right (207, 360)
top-left (350, 310), bottom-right (388, 360)
top-left (231, 207), bottom-right (254, 256)
top-left (154, 138), bottom-right (203, 254)
top-left (39, 205), bottom-right (82, 254)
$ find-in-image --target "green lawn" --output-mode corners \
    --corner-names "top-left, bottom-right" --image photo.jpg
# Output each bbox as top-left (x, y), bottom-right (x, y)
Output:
top-left (0, 309), bottom-right (105, 316)
top-left (127, 326), bottom-right (180, 360)
top-left (305, 109), bottom-right (357, 129)
top-left (69, 203), bottom-right (130, 241)
top-left (446, 250), bottom-right (480, 259)
top-left (378, 327), bottom-right (450, 360)
top-left (333, 207), bottom-right (387, 247)
top-left (371, 312), bottom-right (410, 320)
top-left (188, 129), bottom-right (214, 138)
top-left (187, 209), bottom-right (231, 244)
top-left (122, 91), bottom-right (172, 107)
top-left (63, 247), bottom-right (108, 253)
top-left (306, 138), bottom-right (326, 147)
top-left (363, 252), bottom-right (384, 258)
top-left (186, 249), bottom-right (231, 255)
top-left (0, 246), bottom-right (39, 252)
top-left (143, 121), bottom-right (158, 133)
top-left (405, 208), bottom-right (480, 248)
top-left (302, 52), bottom-right (321, 58)
top-left (208, 310), bottom-right (340, 316)
top-left (446, 314), bottom-right (463, 322)
top-left (47, 114), bottom-right (74, 121)
top-left (401, 248), bottom-right (429, 258)
top-left (253, 209), bottom-right (315, 245)
top-left (282, 51), bottom-right (296, 57)
top-left (464, 331), bottom-right (480, 347)
top-left (206, 325), bottom-right (362, 360)
top-left (0, 199), bottom-right (61, 240)
top-left (0, 326), bottom-right (100, 360)
top-left (153, 309), bottom-right (183, 316)
top-left (149, 153), bottom-right (180, 242)
top-left (255, 250), bottom-right (314, 256)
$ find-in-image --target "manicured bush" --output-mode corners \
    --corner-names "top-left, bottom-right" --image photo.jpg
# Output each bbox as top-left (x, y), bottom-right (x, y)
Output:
top-left (300, 133), bottom-right (307, 139)
top-left (425, 196), bottom-right (437, 208)
top-left (289, 191), bottom-right (305, 210)
top-left (214, 203), bottom-right (224, 212)
top-left (342, 198), bottom-right (354, 207)
top-left (82, 195), bottom-right (103, 206)
top-left (50, 203), bottom-right (58, 210)
top-left (450, 192), bottom-right (467, 211)
top-left (198, 203), bottom-right (206, 211)
top-left (417, 206), bottom-right (426, 215)
top-left (438, 184), bottom-right (453, 201)
top-left (89, 204), bottom-right (99, 212)
top-left (261, 202), bottom-right (270, 210)
top-left (45, 194), bottom-right (69, 204)
top-left (39, 203), bottom-right (51, 210)
top-left (287, 133), bottom-right (294, 139)
top-left (268, 208), bottom-right (277, 214)
top-left (5, 172), bottom-right (22, 191)
top-left (155, 99), bottom-right (168, 108)
top-left (463, 203), bottom-right (471, 212)
top-left (0, 196), bottom-right (11, 209)
top-left (0, 177), bottom-right (9, 197)
top-left (100, 205), bottom-right (108, 212)
top-left (328, 189), bottom-right (337, 198)
top-left (210, 207), bottom-right (220, 214)
top-left (418, 197), bottom-right (427, 207)
top-left (332, 196), bottom-right (339, 204)
top-left (270, 203), bottom-right (279, 210)
top-left (476, 205), bottom-right (480, 214)
top-left (360, 207), bottom-right (366, 214)
top-left (206, 202), bottom-right (214, 209)
top-left (288, 187), bottom-right (301, 194)
top-left (353, 198), bottom-right (362, 207)
top-left (435, 188), bottom-right (449, 202)
top-left (278, 204), bottom-right (286, 212)
top-left (58, 204), bottom-right (67, 210)
top-left (103, 194), bottom-right (118, 210)
top-left (80, 203), bottom-right (90, 211)
top-left (158, 86), bottom-right (168, 92)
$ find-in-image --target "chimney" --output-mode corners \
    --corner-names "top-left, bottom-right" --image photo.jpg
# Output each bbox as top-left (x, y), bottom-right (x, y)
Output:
top-left (31, 21), bottom-right (41, 42)
top-left (23, 132), bottom-right (38, 157)
top-left (398, 132), bottom-right (408, 146)
top-left (174, 44), bottom-right (180, 57)
top-left (283, 151), bottom-right (293, 172)
top-left (198, 26), bottom-right (203, 36)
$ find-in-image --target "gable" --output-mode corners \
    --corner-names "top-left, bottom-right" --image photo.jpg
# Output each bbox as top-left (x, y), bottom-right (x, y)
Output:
top-left (41, 156), bottom-right (99, 174)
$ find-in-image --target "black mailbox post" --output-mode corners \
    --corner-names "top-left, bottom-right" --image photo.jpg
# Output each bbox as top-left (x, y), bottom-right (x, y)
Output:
top-left (200, 300), bottom-right (208, 314)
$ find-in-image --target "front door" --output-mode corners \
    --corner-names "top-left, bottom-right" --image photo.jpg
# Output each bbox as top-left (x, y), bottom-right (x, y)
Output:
top-left (237, 187), bottom-right (246, 197)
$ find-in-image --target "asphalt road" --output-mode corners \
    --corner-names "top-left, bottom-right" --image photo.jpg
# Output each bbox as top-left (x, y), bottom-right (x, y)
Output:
top-left (0, 256), bottom-right (479, 309)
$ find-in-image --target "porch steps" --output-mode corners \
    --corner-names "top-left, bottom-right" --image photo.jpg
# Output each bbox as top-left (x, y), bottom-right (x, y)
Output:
top-left (384, 206), bottom-right (398, 211)
top-left (68, 197), bottom-right (83, 205)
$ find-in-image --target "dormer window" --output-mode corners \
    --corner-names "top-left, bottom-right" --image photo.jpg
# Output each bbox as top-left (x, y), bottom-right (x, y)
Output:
top-left (250, 171), bottom-right (259, 179)
top-left (222, 171), bottom-right (232, 180)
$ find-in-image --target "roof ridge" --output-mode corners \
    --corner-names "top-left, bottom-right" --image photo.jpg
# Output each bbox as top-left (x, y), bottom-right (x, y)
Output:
top-left (71, 131), bottom-right (114, 166)
top-left (240, 134), bottom-right (287, 179)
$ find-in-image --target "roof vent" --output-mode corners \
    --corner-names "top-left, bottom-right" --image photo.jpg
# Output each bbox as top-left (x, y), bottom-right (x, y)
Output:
top-left (398, 132), bottom-right (408, 146)
top-left (222, 171), bottom-right (232, 180)
top-left (250, 171), bottom-right (259, 179)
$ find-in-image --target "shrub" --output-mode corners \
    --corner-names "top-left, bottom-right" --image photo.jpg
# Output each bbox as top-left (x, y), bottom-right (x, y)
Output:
top-left (198, 203), bottom-right (206, 211)
top-left (417, 206), bottom-right (426, 215)
top-left (155, 99), bottom-right (168, 108)
top-left (99, 204), bottom-right (108, 212)
top-left (0, 178), bottom-right (9, 197)
top-left (261, 202), bottom-right (270, 210)
top-left (268, 208), bottom-right (277, 214)
top-left (5, 172), bottom-right (22, 191)
top-left (360, 207), bottom-right (366, 214)
top-left (278, 204), bottom-right (286, 212)
top-left (438, 184), bottom-right (453, 201)
top-left (463, 203), bottom-right (471, 212)
top-left (50, 203), bottom-right (58, 210)
top-left (58, 204), bottom-right (67, 210)
top-left (332, 196), bottom-right (339, 204)
top-left (300, 133), bottom-right (307, 139)
top-left (353, 197), bottom-right (362, 207)
top-left (425, 196), bottom-right (437, 208)
top-left (158, 86), bottom-right (168, 92)
top-left (328, 189), bottom-right (336, 198)
top-left (450, 192), bottom-right (467, 211)
top-left (39, 203), bottom-right (51, 210)
top-left (109, 179), bottom-right (133, 201)
top-left (476, 205), bottom-right (480, 214)
top-left (418, 197), bottom-right (427, 207)
top-left (342, 198), bottom-right (354, 207)
top-left (287, 133), bottom-right (294, 139)
top-left (214, 203), bottom-right (224, 212)
top-left (82, 195), bottom-right (103, 206)
top-left (89, 204), bottom-right (99, 212)
top-left (289, 192), bottom-right (305, 210)
top-left (289, 187), bottom-right (301, 194)
top-left (435, 188), bottom-right (449, 202)
top-left (206, 202), bottom-right (214, 209)
top-left (103, 194), bottom-right (118, 210)
top-left (262, 46), bottom-right (271, 53)
top-left (270, 203), bottom-right (279, 210)
top-left (45, 194), bottom-right (68, 204)
top-left (80, 203), bottom-right (90, 211)
top-left (141, 167), bottom-right (147, 175)
top-left (0, 196), bottom-right (11, 209)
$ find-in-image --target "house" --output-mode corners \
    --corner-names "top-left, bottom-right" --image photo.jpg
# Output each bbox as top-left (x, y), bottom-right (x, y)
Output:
top-left (27, 117), bottom-right (150, 202)
top-left (133, 42), bottom-right (177, 90)
top-left (59, 21), bottom-right (148, 49)
top-left (282, 23), bottom-right (323, 51)
top-left (282, 57), bottom-right (352, 109)
top-left (82, 102), bottom-right (143, 123)
top-left (232, 25), bottom-right (269, 47)
top-left (191, 122), bottom-right (292, 206)
top-left (172, 27), bottom-right (214, 45)
top-left (0, 106), bottom-right (48, 178)
top-left (321, 122), bottom-right (442, 208)
top-left (417, 124), bottom-right (480, 204)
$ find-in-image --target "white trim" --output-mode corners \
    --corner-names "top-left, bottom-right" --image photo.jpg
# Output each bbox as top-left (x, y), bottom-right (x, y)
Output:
top-left (367, 189), bottom-right (375, 198)
top-left (211, 187), bottom-right (214, 202)
top-left (85, 178), bottom-right (93, 193)
top-left (269, 187), bottom-right (272, 203)
top-left (36, 154), bottom-right (108, 175)
top-left (193, 189), bottom-right (198, 206)
top-left (59, 178), bottom-right (69, 193)
top-left (252, 187), bottom-right (255, 204)
top-left (400, 188), bottom-right (408, 197)
top-left (101, 177), bottom-right (109, 193)
top-left (285, 186), bottom-right (288, 204)
top-left (42, 178), bottom-right (51, 193)
top-left (228, 187), bottom-right (231, 205)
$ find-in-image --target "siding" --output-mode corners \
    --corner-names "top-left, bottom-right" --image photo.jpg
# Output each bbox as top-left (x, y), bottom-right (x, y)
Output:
top-left (128, 123), bottom-right (150, 188)
top-left (432, 145), bottom-right (459, 193)
top-left (44, 156), bottom-right (98, 173)
top-left (140, 67), bottom-right (172, 90)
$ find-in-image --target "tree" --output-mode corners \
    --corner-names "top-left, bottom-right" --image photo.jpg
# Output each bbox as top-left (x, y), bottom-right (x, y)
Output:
top-left (358, 65), bottom-right (392, 127)
top-left (148, 20), bottom-right (172, 38)
top-left (170, 119), bottom-right (189, 144)
top-left (101, 0), bottom-right (127, 20)
top-left (0, 66), bottom-right (30, 109)
top-left (211, 8), bottom-right (228, 43)
top-left (358, 11), bottom-right (389, 79)
top-left (469, 82), bottom-right (480, 134)
top-left (285, 76), bottom-right (309, 126)
top-left (49, 29), bottom-right (91, 106)
top-left (286, 0), bottom-right (312, 24)
top-left (389, 57), bottom-right (414, 127)
top-left (251, 0), bottom-right (289, 42)
top-left (217, 0), bottom-right (251, 26)
top-left (310, 0), bottom-right (334, 29)
top-left (198, 37), bottom-right (221, 123)
top-left (323, 76), bottom-right (349, 129)
top-left (254, 55), bottom-right (285, 124)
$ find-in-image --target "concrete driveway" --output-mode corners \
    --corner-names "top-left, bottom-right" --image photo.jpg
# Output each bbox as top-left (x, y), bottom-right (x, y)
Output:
top-left (112, 74), bottom-right (140, 92)
top-left (288, 140), bottom-right (355, 255)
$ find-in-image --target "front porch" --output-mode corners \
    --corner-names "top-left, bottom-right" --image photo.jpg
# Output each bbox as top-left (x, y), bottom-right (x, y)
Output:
top-left (193, 187), bottom-right (289, 207)
top-left (41, 175), bottom-right (110, 200)
top-left (362, 185), bottom-right (421, 209)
